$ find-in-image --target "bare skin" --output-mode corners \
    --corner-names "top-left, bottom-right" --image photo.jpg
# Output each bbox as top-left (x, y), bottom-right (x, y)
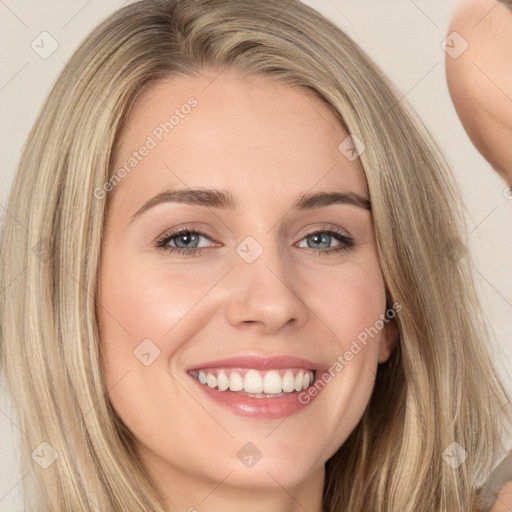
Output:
top-left (96, 71), bottom-right (397, 512)
top-left (490, 482), bottom-right (512, 511)
top-left (446, 0), bottom-right (512, 185)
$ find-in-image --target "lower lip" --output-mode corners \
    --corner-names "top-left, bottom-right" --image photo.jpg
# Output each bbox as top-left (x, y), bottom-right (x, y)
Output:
top-left (190, 375), bottom-right (319, 419)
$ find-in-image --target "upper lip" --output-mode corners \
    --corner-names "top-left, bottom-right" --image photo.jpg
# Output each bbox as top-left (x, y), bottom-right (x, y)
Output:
top-left (187, 354), bottom-right (325, 372)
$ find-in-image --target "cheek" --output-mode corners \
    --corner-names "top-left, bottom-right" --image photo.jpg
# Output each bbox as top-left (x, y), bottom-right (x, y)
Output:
top-left (96, 253), bottom-right (227, 452)
top-left (299, 259), bottom-right (387, 353)
top-left (293, 262), bottom-right (387, 445)
top-left (97, 253), bottom-right (227, 378)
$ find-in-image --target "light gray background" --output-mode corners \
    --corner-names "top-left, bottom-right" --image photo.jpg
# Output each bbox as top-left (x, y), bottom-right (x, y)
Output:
top-left (1, 1), bottom-right (511, 510)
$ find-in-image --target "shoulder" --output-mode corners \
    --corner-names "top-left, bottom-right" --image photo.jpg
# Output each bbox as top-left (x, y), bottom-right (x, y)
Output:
top-left (480, 452), bottom-right (512, 511)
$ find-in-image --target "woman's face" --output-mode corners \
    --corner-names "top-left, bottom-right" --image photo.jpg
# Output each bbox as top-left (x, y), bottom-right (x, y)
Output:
top-left (97, 71), bottom-right (396, 506)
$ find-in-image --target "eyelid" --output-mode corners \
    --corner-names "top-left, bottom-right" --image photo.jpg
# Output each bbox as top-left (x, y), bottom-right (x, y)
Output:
top-left (293, 223), bottom-right (354, 250)
top-left (294, 225), bottom-right (355, 255)
top-left (154, 222), bottom-right (355, 256)
top-left (155, 223), bottom-right (219, 247)
top-left (296, 222), bottom-right (352, 239)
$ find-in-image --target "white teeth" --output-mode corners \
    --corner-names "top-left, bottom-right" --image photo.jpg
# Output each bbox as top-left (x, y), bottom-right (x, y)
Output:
top-left (294, 372), bottom-right (303, 392)
top-left (217, 371), bottom-right (229, 391)
top-left (229, 372), bottom-right (244, 391)
top-left (194, 368), bottom-right (315, 396)
top-left (244, 369), bottom-right (263, 393)
top-left (282, 370), bottom-right (296, 392)
top-left (263, 370), bottom-right (282, 394)
top-left (206, 373), bottom-right (217, 388)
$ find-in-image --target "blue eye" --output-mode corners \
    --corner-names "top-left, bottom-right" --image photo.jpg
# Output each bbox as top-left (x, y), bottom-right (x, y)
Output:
top-left (155, 227), bottom-right (354, 257)
top-left (299, 232), bottom-right (338, 249)
top-left (156, 228), bottom-right (214, 256)
top-left (297, 229), bottom-right (354, 255)
top-left (167, 231), bottom-right (206, 249)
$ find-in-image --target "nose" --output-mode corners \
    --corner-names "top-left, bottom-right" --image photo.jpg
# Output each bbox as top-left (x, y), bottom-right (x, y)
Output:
top-left (224, 248), bottom-right (309, 334)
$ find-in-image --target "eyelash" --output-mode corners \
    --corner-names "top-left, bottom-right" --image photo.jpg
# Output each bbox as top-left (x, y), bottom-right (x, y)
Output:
top-left (154, 225), bottom-right (355, 257)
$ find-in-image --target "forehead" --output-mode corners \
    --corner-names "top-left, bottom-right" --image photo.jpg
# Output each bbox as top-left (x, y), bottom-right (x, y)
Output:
top-left (112, 71), bottom-right (368, 204)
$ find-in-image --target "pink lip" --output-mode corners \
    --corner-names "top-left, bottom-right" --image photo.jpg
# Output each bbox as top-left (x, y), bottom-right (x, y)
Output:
top-left (187, 354), bottom-right (324, 372)
top-left (186, 354), bottom-right (326, 419)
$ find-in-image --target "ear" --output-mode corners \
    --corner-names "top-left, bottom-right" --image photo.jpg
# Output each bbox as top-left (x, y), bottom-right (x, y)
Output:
top-left (378, 316), bottom-right (398, 364)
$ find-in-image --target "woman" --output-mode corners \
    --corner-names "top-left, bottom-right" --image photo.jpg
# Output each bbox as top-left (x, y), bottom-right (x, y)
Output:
top-left (1, 0), bottom-right (510, 510)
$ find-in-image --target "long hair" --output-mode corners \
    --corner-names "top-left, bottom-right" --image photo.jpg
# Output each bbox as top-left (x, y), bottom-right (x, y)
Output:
top-left (1, 1), bottom-right (510, 510)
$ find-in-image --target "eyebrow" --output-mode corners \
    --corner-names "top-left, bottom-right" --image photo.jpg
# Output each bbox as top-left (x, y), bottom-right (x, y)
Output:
top-left (130, 187), bottom-right (371, 222)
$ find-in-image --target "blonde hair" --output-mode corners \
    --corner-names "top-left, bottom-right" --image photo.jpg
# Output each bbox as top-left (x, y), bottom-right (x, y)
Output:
top-left (1, 0), bottom-right (510, 510)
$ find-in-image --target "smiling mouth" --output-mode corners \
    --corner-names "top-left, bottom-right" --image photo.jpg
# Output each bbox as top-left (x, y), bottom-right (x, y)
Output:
top-left (188, 367), bottom-right (316, 398)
